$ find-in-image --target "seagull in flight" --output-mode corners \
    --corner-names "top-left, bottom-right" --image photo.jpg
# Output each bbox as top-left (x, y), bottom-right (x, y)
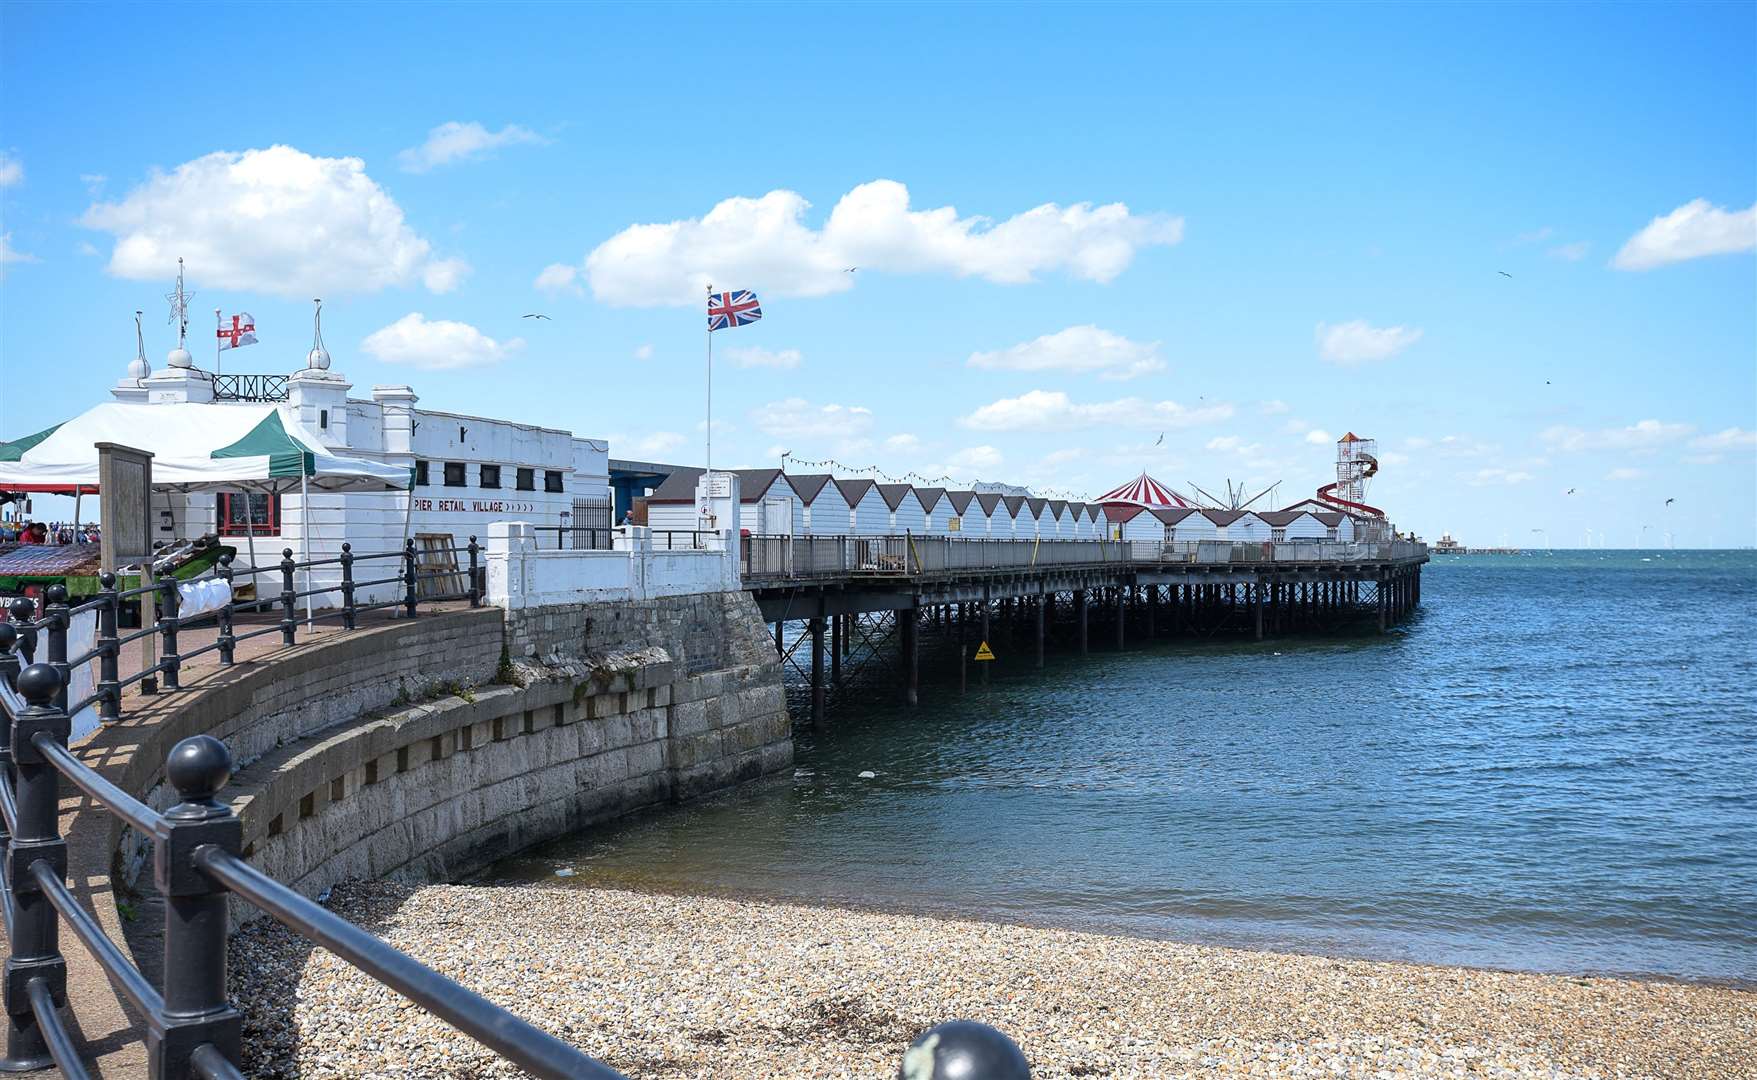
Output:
top-left (1498, 271), bottom-right (1513, 278)
top-left (522, 313), bottom-right (551, 320)
top-left (1665, 497), bottom-right (1675, 507)
top-left (843, 267), bottom-right (859, 273)
top-left (1155, 432), bottom-right (1165, 446)
top-left (1566, 488), bottom-right (1577, 495)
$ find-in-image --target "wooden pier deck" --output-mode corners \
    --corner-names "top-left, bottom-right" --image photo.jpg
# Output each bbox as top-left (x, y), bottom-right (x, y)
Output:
top-left (738, 535), bottom-right (1428, 725)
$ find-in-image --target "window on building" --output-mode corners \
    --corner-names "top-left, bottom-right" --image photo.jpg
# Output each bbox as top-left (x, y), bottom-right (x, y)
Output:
top-left (516, 467), bottom-right (535, 491)
top-left (414, 460), bottom-right (430, 486)
top-left (443, 462), bottom-right (467, 487)
top-left (319, 409), bottom-right (329, 430)
top-left (217, 493), bottom-right (280, 537)
top-left (1327, 527), bottom-right (1339, 541)
top-left (544, 470), bottom-right (565, 493)
top-left (480, 464), bottom-right (501, 489)
top-left (947, 516), bottom-right (961, 533)
top-left (1271, 528), bottom-right (1287, 543)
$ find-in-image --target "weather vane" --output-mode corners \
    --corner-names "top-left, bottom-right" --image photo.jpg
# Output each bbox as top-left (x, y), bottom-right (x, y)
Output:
top-left (164, 256), bottom-right (194, 349)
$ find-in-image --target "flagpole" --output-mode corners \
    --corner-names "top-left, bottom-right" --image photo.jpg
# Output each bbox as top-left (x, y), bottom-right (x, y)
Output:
top-left (214, 308), bottom-right (223, 377)
top-left (705, 282), bottom-right (713, 481)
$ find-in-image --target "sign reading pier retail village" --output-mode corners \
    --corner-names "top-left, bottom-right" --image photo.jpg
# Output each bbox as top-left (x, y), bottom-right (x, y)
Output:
top-left (96, 441), bottom-right (152, 571)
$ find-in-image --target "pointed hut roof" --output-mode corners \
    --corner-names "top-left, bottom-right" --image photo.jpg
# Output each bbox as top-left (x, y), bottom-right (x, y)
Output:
top-left (1096, 472), bottom-right (1189, 510)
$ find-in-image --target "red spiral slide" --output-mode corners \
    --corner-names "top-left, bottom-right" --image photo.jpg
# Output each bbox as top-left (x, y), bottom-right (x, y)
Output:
top-left (1316, 452), bottom-right (1385, 518)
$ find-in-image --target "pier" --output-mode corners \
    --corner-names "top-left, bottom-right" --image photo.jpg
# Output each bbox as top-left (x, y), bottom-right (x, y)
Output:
top-left (741, 535), bottom-right (1428, 725)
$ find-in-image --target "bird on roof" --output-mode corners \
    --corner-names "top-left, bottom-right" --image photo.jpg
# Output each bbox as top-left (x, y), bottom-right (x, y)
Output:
top-left (522, 313), bottom-right (551, 320)
top-left (1498, 271), bottom-right (1513, 278)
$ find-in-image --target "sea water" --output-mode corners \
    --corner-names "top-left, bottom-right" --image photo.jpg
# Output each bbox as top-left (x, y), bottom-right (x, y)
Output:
top-left (492, 550), bottom-right (1757, 984)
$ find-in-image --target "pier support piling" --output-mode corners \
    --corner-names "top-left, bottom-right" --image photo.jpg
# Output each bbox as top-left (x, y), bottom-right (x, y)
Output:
top-left (809, 615), bottom-right (827, 727)
top-left (1035, 592), bottom-right (1046, 668)
top-left (901, 608), bottom-right (918, 706)
top-left (1075, 590), bottom-right (1088, 655)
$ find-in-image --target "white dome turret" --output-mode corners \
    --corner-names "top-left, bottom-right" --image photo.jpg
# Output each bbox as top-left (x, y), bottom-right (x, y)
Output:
top-left (305, 298), bottom-right (331, 370)
top-left (166, 345), bottom-right (193, 369)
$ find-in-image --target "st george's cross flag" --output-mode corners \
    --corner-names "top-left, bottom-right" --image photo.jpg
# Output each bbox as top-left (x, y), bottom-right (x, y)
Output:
top-left (217, 313), bottom-right (258, 350)
top-left (707, 290), bottom-right (762, 331)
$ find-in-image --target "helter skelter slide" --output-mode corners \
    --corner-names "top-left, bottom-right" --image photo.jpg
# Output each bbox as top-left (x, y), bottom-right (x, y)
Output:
top-left (1315, 432), bottom-right (1385, 518)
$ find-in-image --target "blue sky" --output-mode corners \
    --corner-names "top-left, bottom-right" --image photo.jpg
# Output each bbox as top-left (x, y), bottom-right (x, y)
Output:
top-left (3, 2), bottom-right (1753, 546)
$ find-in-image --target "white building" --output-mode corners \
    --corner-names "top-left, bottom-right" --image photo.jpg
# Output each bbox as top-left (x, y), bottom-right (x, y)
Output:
top-left (103, 320), bottom-right (609, 585)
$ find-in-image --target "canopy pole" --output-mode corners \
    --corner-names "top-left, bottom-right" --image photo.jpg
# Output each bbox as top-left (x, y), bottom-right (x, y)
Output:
top-left (243, 490), bottom-right (260, 607)
top-left (301, 473), bottom-right (314, 629)
top-left (72, 489), bottom-right (81, 540)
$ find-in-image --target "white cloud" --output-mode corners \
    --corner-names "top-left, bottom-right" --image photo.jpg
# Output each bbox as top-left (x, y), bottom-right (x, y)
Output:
top-left (883, 433), bottom-right (921, 452)
top-left (959, 389), bottom-right (1233, 432)
top-left (397, 121), bottom-right (549, 173)
top-left (81, 145), bottom-right (466, 296)
top-left (1612, 198), bottom-right (1757, 270)
top-left (79, 173), bottom-right (105, 196)
top-left (1304, 429), bottom-right (1333, 445)
top-left (0, 233), bottom-right (38, 266)
top-left (75, 241), bottom-right (99, 257)
top-left (948, 446), bottom-right (1003, 473)
top-left (1605, 467), bottom-right (1646, 482)
top-left (627, 431), bottom-right (685, 457)
top-left (1541, 419), bottom-right (1694, 452)
top-left (360, 313), bottom-right (523, 370)
top-left (421, 257), bottom-right (468, 293)
top-left (728, 346), bottom-right (802, 370)
top-left (1258, 399), bottom-right (1291, 415)
top-left (751, 397), bottom-right (874, 439)
top-left (1315, 320), bottom-right (1423, 365)
top-left (577, 179), bottom-right (1183, 306)
top-left (633, 343), bottom-right (654, 361)
top-left (1206, 435), bottom-right (1245, 451)
top-left (1514, 226), bottom-right (1554, 245)
top-left (1548, 241), bottom-right (1589, 261)
top-left (1689, 427), bottom-right (1756, 451)
top-left (534, 262), bottom-right (582, 296)
top-left (1464, 468), bottom-right (1534, 487)
top-left (967, 325), bottom-right (1163, 381)
top-left (0, 153), bottom-right (20, 187)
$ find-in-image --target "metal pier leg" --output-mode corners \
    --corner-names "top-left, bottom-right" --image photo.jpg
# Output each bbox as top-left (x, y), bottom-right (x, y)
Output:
top-left (831, 613), bottom-right (842, 685)
top-left (1377, 575), bottom-right (1388, 632)
top-left (774, 621), bottom-right (784, 656)
top-left (1254, 581), bottom-right (1264, 640)
top-left (1075, 590), bottom-right (1088, 654)
top-left (979, 594), bottom-right (991, 686)
top-left (1146, 586), bottom-right (1156, 638)
top-left (901, 607), bottom-right (918, 706)
top-left (1115, 587), bottom-right (1126, 650)
top-left (810, 616), bottom-right (827, 726)
top-left (1035, 592), bottom-right (1046, 669)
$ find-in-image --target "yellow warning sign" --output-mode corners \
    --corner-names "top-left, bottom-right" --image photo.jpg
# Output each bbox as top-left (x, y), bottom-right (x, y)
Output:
top-left (973, 641), bottom-right (996, 662)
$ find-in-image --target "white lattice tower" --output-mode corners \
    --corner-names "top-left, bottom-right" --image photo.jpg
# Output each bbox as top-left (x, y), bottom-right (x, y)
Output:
top-left (1335, 433), bottom-right (1377, 504)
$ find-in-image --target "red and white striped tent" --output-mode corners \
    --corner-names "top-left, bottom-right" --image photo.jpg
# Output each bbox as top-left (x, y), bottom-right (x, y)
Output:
top-left (1096, 472), bottom-right (1189, 509)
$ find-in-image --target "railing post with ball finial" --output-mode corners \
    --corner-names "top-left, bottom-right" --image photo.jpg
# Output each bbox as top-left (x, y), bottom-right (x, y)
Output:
top-left (339, 544), bottom-right (357, 631)
top-left (1, 664), bottom-right (70, 1072)
top-left (279, 549), bottom-right (298, 646)
top-left (97, 572), bottom-right (122, 720)
top-left (150, 735), bottom-right (243, 1076)
top-left (403, 539), bottom-right (419, 619)
top-left (215, 558), bottom-right (236, 667)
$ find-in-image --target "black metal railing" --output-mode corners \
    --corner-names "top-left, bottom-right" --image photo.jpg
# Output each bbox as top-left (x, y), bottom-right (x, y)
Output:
top-left (531, 526), bottom-right (614, 552)
top-left (738, 533), bottom-right (1430, 581)
top-left (0, 538), bottom-right (483, 729)
top-left (0, 649), bottom-right (1033, 1078)
top-left (210, 374), bottom-right (289, 402)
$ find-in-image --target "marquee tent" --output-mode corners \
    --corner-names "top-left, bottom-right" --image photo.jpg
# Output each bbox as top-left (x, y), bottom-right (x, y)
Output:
top-left (0, 402), bottom-right (409, 493)
top-left (1, 402), bottom-right (411, 625)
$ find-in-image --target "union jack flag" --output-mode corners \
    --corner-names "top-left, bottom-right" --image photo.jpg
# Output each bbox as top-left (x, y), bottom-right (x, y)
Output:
top-left (707, 289), bottom-right (762, 331)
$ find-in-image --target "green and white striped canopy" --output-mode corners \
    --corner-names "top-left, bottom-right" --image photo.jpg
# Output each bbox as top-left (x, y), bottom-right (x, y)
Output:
top-left (0, 402), bottom-right (410, 493)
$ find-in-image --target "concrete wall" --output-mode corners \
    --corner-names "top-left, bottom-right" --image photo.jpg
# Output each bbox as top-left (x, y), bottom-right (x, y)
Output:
top-left (83, 590), bottom-right (787, 926)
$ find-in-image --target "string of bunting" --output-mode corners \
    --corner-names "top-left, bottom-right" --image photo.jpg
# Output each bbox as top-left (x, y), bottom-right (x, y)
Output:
top-left (777, 452), bottom-right (1096, 504)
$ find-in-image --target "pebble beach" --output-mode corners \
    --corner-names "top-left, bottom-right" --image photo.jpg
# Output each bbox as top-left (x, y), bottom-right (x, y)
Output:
top-left (229, 881), bottom-right (1755, 1079)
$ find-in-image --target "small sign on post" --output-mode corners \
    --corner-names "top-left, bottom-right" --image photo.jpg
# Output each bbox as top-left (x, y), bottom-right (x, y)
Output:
top-left (973, 641), bottom-right (996, 662)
